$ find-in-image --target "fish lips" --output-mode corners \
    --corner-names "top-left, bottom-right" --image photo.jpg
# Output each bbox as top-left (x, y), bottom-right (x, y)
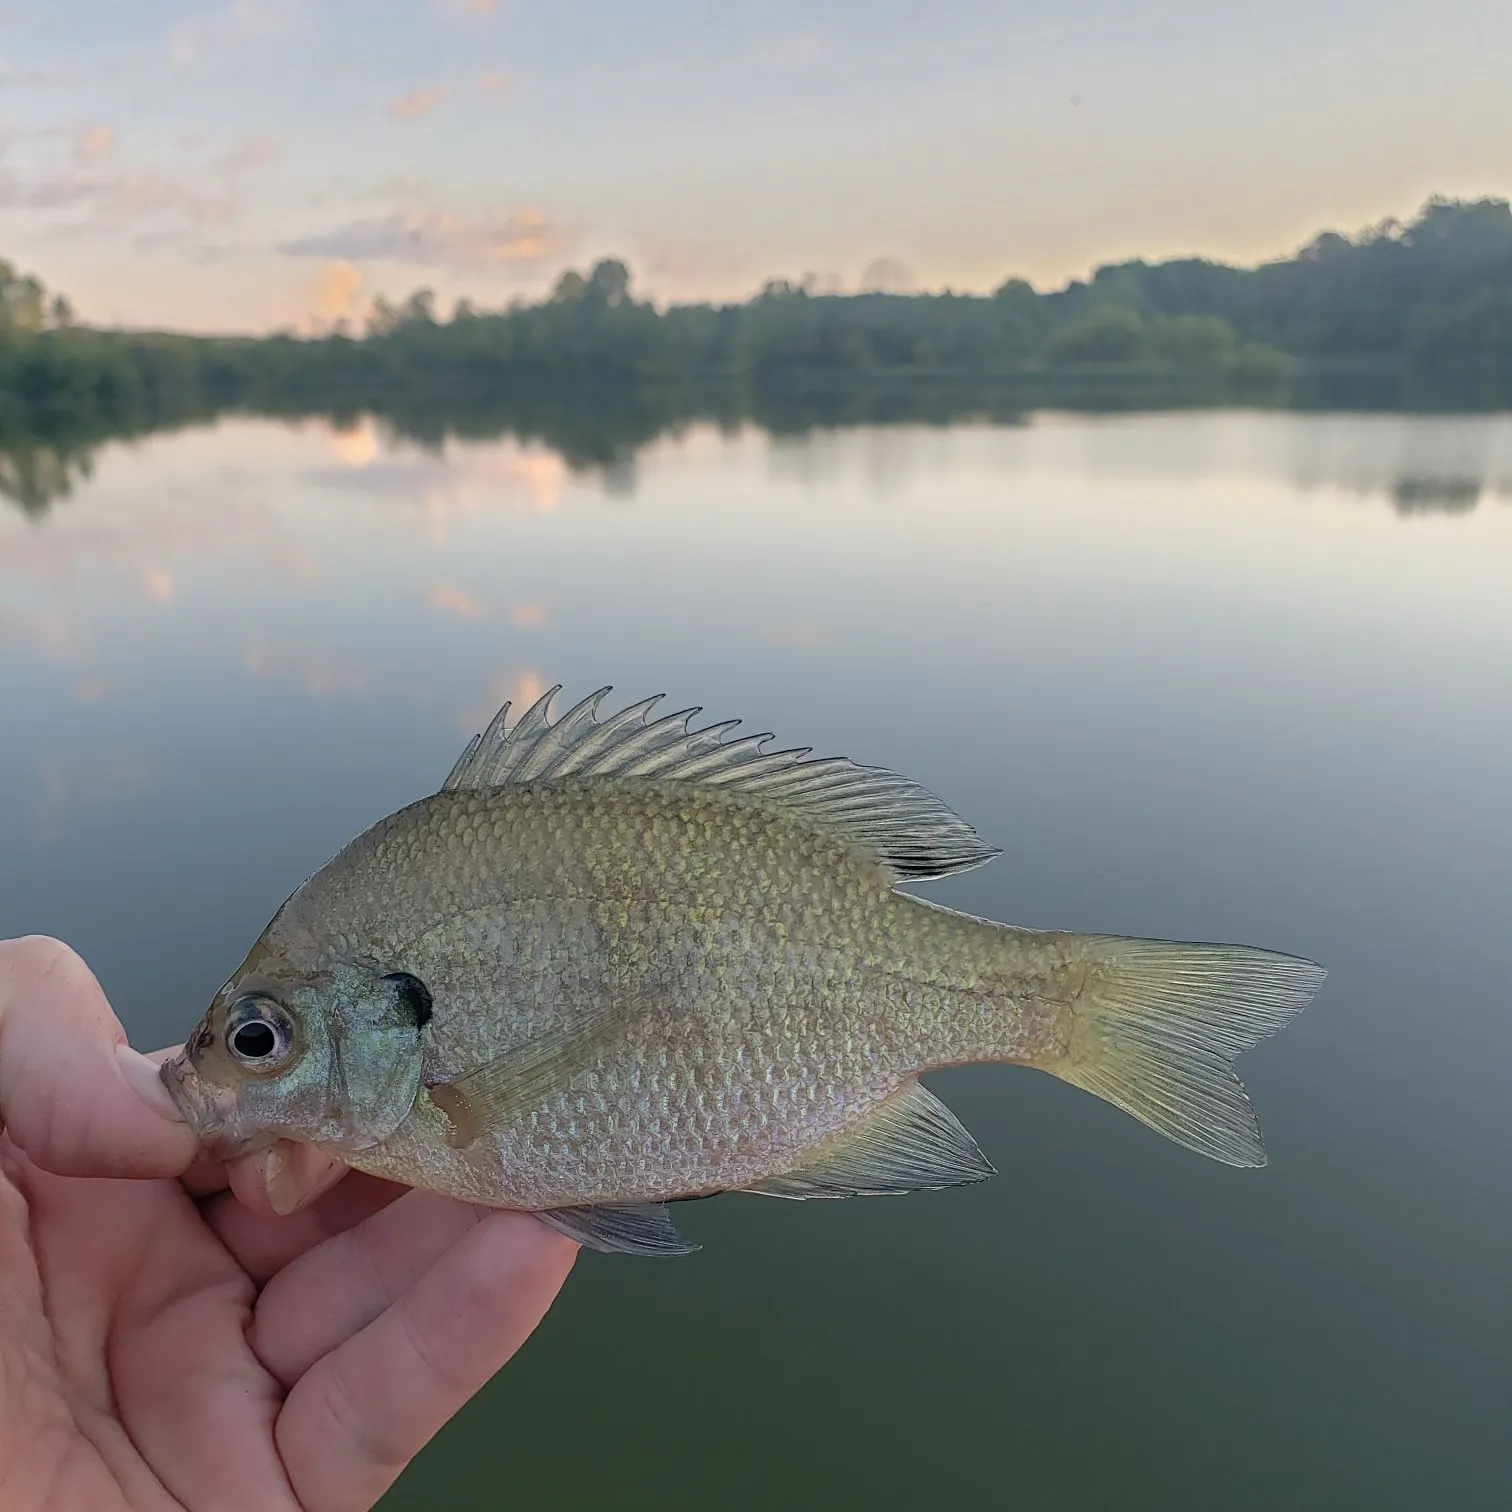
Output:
top-left (159, 1053), bottom-right (269, 1159)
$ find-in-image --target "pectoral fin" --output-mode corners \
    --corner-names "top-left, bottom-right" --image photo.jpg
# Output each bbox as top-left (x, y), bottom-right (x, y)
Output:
top-left (427, 996), bottom-right (648, 1148)
top-left (535, 1202), bottom-right (701, 1256)
top-left (743, 1080), bottom-right (995, 1199)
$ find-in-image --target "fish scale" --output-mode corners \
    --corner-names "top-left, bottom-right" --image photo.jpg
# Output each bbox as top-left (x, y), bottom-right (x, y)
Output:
top-left (163, 686), bottom-right (1326, 1255)
top-left (340, 787), bottom-right (1005, 1204)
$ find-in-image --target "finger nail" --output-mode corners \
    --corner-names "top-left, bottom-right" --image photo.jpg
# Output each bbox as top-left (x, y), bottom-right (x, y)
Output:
top-left (116, 1045), bottom-right (186, 1122)
top-left (265, 1143), bottom-right (299, 1216)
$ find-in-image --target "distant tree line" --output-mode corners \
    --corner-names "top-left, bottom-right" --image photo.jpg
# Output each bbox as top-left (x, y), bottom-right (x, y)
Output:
top-left (1, 194), bottom-right (1511, 513)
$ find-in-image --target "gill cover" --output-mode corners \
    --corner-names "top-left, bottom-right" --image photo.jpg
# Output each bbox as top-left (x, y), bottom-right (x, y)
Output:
top-left (163, 963), bottom-right (429, 1156)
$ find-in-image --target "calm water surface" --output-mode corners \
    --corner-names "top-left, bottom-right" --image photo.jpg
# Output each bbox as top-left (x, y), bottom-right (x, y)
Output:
top-left (1, 411), bottom-right (1509, 1509)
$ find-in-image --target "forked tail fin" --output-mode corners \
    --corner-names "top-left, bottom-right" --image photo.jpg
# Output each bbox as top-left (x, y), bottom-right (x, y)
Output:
top-left (1048, 936), bottom-right (1325, 1167)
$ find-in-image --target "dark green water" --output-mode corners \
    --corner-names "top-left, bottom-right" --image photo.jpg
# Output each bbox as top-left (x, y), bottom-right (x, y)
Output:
top-left (1, 411), bottom-right (1508, 1509)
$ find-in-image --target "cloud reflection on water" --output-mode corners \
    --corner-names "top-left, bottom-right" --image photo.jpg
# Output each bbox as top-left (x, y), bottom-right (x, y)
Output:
top-left (243, 638), bottom-right (371, 699)
top-left (1, 411), bottom-right (1510, 748)
top-left (32, 748), bottom-right (155, 845)
top-left (457, 669), bottom-right (547, 735)
top-left (429, 584), bottom-right (492, 620)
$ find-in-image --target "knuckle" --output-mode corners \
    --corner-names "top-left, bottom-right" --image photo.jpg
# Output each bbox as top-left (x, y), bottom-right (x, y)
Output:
top-left (326, 1353), bottom-right (406, 1470)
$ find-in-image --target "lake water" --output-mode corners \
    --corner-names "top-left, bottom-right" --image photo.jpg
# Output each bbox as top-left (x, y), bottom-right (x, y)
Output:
top-left (1, 410), bottom-right (1509, 1509)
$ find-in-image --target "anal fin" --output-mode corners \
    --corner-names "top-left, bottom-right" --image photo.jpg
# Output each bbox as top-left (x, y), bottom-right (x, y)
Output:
top-left (743, 1080), bottom-right (995, 1199)
top-left (535, 1202), bottom-right (701, 1256)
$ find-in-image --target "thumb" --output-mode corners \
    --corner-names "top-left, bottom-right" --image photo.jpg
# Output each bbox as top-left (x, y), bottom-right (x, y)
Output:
top-left (0, 936), bottom-right (198, 1178)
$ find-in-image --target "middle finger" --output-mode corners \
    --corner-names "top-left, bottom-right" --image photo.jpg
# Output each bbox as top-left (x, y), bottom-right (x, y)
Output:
top-left (204, 1169), bottom-right (409, 1283)
top-left (249, 1187), bottom-right (495, 1386)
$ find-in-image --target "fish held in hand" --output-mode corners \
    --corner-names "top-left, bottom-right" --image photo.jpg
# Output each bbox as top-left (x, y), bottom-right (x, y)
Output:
top-left (163, 685), bottom-right (1325, 1255)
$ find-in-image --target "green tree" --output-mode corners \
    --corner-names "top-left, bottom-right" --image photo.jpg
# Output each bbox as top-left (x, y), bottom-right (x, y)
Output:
top-left (1043, 305), bottom-right (1147, 365)
top-left (587, 259), bottom-right (631, 308)
top-left (1152, 314), bottom-right (1236, 370)
top-left (401, 289), bottom-right (437, 325)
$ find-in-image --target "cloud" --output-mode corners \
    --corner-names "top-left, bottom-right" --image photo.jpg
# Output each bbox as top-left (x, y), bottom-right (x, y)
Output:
top-left (511, 602), bottom-right (547, 628)
top-left (24, 133), bottom-right (280, 250)
top-left (77, 125), bottom-right (115, 159)
top-left (168, 0), bottom-right (303, 68)
top-left (315, 260), bottom-right (362, 320)
top-left (389, 86), bottom-right (451, 121)
top-left (0, 133), bottom-right (234, 234)
top-left (279, 206), bottom-right (565, 270)
top-left (388, 55), bottom-right (509, 117)
top-left (103, 170), bottom-right (233, 227)
top-left (218, 135), bottom-right (282, 173)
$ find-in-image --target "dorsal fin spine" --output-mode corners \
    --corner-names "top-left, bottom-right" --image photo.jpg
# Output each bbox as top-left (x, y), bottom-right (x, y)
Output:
top-left (441, 685), bottom-right (999, 882)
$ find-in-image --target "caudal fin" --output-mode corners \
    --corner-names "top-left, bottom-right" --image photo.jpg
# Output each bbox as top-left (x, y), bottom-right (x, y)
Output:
top-left (1049, 936), bottom-right (1324, 1167)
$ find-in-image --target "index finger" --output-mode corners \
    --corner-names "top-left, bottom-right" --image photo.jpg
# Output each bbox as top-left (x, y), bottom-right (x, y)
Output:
top-left (0, 936), bottom-right (198, 1179)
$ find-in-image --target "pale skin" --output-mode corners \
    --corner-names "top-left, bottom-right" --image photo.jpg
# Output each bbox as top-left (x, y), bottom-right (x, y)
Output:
top-left (0, 936), bottom-right (577, 1512)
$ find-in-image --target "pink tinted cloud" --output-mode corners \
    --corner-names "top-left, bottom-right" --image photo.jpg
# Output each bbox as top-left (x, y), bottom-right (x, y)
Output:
top-left (76, 124), bottom-right (115, 159)
top-left (218, 135), bottom-right (282, 173)
top-left (0, 160), bottom-right (233, 231)
top-left (167, 0), bottom-right (303, 68)
top-left (280, 205), bottom-right (566, 270)
top-left (389, 86), bottom-right (451, 120)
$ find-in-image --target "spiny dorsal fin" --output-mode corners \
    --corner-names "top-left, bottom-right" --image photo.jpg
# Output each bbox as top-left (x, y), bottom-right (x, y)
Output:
top-left (742, 1080), bottom-right (995, 1199)
top-left (443, 685), bottom-right (999, 882)
top-left (535, 1203), bottom-right (700, 1256)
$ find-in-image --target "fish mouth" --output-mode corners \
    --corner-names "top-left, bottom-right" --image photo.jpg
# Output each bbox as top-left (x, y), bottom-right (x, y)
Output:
top-left (159, 1054), bottom-right (245, 1155)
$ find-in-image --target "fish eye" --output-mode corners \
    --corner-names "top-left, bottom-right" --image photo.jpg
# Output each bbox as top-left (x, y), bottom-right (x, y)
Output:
top-left (225, 995), bottom-right (296, 1069)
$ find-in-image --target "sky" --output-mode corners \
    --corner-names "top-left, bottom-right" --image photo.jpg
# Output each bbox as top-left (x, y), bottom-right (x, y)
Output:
top-left (0, 0), bottom-right (1509, 333)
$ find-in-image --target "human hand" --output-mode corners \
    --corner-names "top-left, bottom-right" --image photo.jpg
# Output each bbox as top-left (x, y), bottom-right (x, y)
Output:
top-left (0, 936), bottom-right (576, 1512)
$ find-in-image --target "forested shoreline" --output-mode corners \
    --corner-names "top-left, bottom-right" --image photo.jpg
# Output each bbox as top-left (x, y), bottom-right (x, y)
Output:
top-left (1, 195), bottom-right (1510, 512)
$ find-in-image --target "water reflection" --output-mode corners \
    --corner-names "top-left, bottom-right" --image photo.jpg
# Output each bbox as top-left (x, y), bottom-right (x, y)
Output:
top-left (32, 747), bottom-right (156, 845)
top-left (1393, 476), bottom-right (1484, 514)
top-left (0, 435), bottom-right (96, 516)
top-left (7, 403), bottom-right (1512, 524)
top-left (1, 410), bottom-right (1509, 1511)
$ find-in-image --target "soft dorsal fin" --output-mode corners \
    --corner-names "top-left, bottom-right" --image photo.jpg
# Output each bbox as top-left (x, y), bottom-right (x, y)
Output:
top-left (742, 1080), bottom-right (995, 1199)
top-left (535, 1202), bottom-right (701, 1256)
top-left (443, 685), bottom-right (999, 882)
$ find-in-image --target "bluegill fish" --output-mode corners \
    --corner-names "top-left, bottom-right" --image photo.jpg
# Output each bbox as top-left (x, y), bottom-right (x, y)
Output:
top-left (163, 686), bottom-right (1324, 1255)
